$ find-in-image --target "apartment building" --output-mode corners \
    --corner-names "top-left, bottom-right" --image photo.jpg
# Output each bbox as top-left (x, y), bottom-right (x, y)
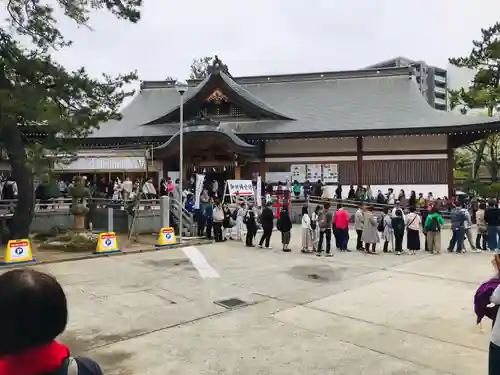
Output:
top-left (364, 56), bottom-right (447, 111)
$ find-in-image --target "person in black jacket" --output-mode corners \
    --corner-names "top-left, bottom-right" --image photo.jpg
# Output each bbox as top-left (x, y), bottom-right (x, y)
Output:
top-left (245, 205), bottom-right (258, 247)
top-left (277, 206), bottom-right (292, 252)
top-left (258, 202), bottom-right (275, 249)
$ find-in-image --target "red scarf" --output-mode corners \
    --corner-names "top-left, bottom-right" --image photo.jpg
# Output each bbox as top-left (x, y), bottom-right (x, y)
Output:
top-left (0, 340), bottom-right (69, 375)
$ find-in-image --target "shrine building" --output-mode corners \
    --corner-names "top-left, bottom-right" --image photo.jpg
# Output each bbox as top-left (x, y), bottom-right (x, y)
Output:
top-left (63, 57), bottom-right (500, 198)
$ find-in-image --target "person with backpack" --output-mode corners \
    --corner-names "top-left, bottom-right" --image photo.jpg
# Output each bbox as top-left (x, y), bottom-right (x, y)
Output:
top-left (391, 209), bottom-right (405, 255)
top-left (2, 177), bottom-right (17, 201)
top-left (424, 206), bottom-right (444, 254)
top-left (448, 204), bottom-right (467, 253)
top-left (0, 269), bottom-right (103, 375)
top-left (317, 203), bottom-right (333, 256)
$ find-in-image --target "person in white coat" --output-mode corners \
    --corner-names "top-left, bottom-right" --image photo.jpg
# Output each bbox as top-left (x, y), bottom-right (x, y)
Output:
top-left (236, 202), bottom-right (247, 241)
top-left (310, 205), bottom-right (321, 251)
top-left (301, 206), bottom-right (313, 253)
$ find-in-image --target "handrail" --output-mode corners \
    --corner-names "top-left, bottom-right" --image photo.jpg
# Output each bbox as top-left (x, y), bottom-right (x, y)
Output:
top-left (307, 196), bottom-right (453, 218)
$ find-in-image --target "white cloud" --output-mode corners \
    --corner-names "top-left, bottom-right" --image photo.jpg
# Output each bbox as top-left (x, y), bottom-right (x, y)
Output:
top-left (5, 0), bottom-right (500, 81)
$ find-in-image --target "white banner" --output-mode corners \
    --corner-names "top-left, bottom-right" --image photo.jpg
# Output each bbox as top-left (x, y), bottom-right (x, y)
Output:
top-left (226, 180), bottom-right (254, 196)
top-left (290, 164), bottom-right (307, 182)
top-left (194, 174), bottom-right (205, 209)
top-left (322, 164), bottom-right (339, 184)
top-left (306, 164), bottom-right (322, 181)
top-left (256, 175), bottom-right (262, 207)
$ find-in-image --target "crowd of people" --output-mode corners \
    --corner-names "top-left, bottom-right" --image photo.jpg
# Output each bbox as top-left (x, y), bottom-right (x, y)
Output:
top-left (193, 193), bottom-right (500, 257)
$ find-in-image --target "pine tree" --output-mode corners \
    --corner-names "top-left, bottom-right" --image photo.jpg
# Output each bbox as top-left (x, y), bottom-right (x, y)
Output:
top-left (0, 0), bottom-right (142, 238)
top-left (449, 22), bottom-right (500, 182)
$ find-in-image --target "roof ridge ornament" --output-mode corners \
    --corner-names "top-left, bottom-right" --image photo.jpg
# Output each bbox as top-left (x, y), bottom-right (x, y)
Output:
top-left (208, 55), bottom-right (232, 77)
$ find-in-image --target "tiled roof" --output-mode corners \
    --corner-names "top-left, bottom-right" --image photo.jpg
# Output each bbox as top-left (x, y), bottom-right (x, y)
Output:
top-left (90, 66), bottom-right (499, 139)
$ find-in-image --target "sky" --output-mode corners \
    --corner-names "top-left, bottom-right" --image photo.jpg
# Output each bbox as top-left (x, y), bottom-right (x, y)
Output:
top-left (3, 0), bottom-right (500, 82)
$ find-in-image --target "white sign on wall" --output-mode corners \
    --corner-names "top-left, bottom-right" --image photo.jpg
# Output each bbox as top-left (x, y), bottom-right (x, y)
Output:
top-left (322, 164), bottom-right (339, 184)
top-left (290, 165), bottom-right (307, 182)
top-left (306, 164), bottom-right (322, 181)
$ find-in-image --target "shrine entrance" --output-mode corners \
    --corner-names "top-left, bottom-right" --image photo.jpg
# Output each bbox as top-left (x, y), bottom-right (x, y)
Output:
top-left (154, 117), bottom-right (258, 189)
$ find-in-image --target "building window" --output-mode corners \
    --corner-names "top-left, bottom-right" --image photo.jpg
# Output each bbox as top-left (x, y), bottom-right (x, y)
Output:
top-left (435, 92), bottom-right (446, 101)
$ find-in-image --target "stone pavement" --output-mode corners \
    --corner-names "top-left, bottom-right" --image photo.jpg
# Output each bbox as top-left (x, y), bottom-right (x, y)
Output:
top-left (12, 226), bottom-right (495, 375)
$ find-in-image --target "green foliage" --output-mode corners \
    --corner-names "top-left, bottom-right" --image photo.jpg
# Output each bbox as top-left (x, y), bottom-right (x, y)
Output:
top-left (189, 56), bottom-right (214, 79)
top-left (448, 23), bottom-right (500, 115)
top-left (453, 148), bottom-right (473, 170)
top-left (449, 22), bottom-right (500, 182)
top-left (0, 0), bottom-right (143, 238)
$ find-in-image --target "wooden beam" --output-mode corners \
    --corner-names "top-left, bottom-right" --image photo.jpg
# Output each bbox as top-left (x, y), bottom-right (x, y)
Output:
top-left (447, 135), bottom-right (455, 198)
top-left (356, 137), bottom-right (363, 187)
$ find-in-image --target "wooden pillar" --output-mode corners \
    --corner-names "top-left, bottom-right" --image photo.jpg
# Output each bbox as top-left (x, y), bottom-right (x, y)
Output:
top-left (447, 134), bottom-right (455, 198)
top-left (258, 159), bottom-right (266, 181)
top-left (356, 137), bottom-right (363, 187)
top-left (234, 165), bottom-right (241, 179)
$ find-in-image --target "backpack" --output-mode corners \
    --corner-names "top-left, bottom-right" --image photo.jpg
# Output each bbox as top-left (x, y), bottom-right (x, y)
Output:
top-left (318, 211), bottom-right (328, 229)
top-left (391, 216), bottom-right (405, 233)
top-left (232, 209), bottom-right (238, 221)
top-left (2, 182), bottom-right (14, 199)
top-left (377, 216), bottom-right (385, 232)
top-left (474, 278), bottom-right (500, 325)
top-left (428, 216), bottom-right (440, 232)
top-left (50, 356), bottom-right (103, 375)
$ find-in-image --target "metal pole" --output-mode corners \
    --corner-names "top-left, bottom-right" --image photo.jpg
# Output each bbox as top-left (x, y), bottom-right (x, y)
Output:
top-left (179, 93), bottom-right (184, 242)
top-left (107, 206), bottom-right (113, 233)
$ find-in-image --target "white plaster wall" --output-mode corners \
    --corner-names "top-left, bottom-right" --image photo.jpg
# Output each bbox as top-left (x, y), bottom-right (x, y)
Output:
top-left (265, 138), bottom-right (357, 154)
top-left (362, 135), bottom-right (447, 152)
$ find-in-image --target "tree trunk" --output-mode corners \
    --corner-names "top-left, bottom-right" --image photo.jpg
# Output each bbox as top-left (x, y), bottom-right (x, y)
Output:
top-left (0, 64), bottom-right (34, 240)
top-left (472, 139), bottom-right (487, 180)
top-left (0, 123), bottom-right (34, 239)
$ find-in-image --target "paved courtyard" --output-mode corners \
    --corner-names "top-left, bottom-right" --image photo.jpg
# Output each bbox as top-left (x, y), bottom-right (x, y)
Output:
top-left (16, 227), bottom-right (494, 374)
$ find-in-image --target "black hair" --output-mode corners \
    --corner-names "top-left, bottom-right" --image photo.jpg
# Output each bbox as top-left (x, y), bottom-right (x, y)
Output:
top-left (302, 206), bottom-right (308, 215)
top-left (0, 269), bottom-right (68, 355)
top-left (409, 206), bottom-right (416, 213)
top-left (383, 207), bottom-right (389, 214)
top-left (324, 203), bottom-right (331, 210)
top-left (480, 202), bottom-right (487, 210)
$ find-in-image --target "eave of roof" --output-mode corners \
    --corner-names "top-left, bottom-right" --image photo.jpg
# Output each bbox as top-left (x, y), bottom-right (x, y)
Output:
top-left (155, 124), bottom-right (257, 155)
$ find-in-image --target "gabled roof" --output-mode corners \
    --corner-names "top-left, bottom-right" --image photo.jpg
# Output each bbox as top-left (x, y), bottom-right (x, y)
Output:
top-left (90, 62), bottom-right (500, 139)
top-left (146, 70), bottom-right (293, 125)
